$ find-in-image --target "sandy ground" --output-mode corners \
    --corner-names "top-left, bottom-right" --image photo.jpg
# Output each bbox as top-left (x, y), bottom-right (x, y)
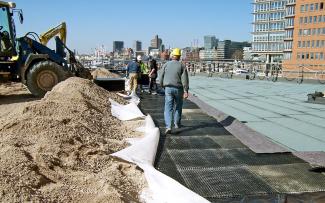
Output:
top-left (0, 79), bottom-right (147, 202)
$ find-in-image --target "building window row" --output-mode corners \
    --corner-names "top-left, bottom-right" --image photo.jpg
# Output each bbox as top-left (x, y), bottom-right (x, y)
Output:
top-left (254, 1), bottom-right (286, 12)
top-left (254, 22), bottom-right (285, 31)
top-left (254, 12), bottom-right (285, 21)
top-left (286, 6), bottom-right (295, 16)
top-left (297, 52), bottom-right (324, 60)
top-left (253, 34), bottom-right (285, 42)
top-left (298, 40), bottom-right (325, 48)
top-left (284, 41), bottom-right (293, 49)
top-left (299, 15), bottom-right (325, 24)
top-left (300, 2), bottom-right (324, 12)
top-left (285, 18), bottom-right (294, 27)
top-left (253, 43), bottom-right (284, 52)
top-left (285, 29), bottom-right (294, 38)
top-left (298, 27), bottom-right (325, 36)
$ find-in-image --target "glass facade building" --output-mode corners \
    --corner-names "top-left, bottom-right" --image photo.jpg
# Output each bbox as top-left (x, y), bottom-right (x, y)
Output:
top-left (252, 0), bottom-right (287, 62)
top-left (204, 35), bottom-right (218, 50)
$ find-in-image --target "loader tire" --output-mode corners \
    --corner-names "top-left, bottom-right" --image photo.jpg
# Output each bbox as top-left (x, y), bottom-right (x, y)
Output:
top-left (27, 61), bottom-right (68, 97)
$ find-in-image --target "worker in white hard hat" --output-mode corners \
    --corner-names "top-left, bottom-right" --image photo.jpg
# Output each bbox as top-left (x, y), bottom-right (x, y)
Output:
top-left (158, 48), bottom-right (189, 135)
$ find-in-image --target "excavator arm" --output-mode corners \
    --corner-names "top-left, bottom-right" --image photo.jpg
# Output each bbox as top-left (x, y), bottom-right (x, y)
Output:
top-left (39, 22), bottom-right (66, 45)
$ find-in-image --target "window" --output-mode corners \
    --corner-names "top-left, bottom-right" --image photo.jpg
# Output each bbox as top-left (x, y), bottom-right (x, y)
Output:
top-left (297, 53), bottom-right (301, 59)
top-left (322, 40), bottom-right (325, 47)
top-left (317, 40), bottom-right (320, 47)
top-left (316, 53), bottom-right (319, 60)
top-left (321, 2), bottom-right (324, 10)
top-left (312, 28), bottom-right (316, 35)
top-left (320, 52), bottom-right (324, 60)
top-left (310, 4), bottom-right (314, 11)
top-left (312, 40), bottom-right (315, 47)
top-left (316, 3), bottom-right (319, 10)
top-left (304, 16), bottom-right (308, 23)
top-left (314, 16), bottom-right (317, 23)
top-left (319, 15), bottom-right (322, 23)
top-left (309, 16), bottom-right (313, 23)
top-left (318, 28), bottom-right (322, 35)
top-left (303, 41), bottom-right (306, 47)
top-left (306, 4), bottom-right (309, 12)
top-left (301, 5), bottom-right (305, 12)
top-left (300, 17), bottom-right (303, 24)
top-left (306, 53), bottom-right (310, 59)
top-left (311, 53), bottom-right (314, 60)
top-left (299, 29), bottom-right (302, 36)
top-left (307, 41), bottom-right (310, 47)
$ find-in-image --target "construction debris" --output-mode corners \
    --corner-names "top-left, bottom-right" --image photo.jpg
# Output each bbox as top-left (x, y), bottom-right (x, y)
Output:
top-left (0, 77), bottom-right (146, 202)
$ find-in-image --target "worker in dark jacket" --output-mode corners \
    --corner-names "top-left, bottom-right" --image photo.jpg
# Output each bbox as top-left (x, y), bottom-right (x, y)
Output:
top-left (159, 48), bottom-right (189, 134)
top-left (127, 58), bottom-right (140, 94)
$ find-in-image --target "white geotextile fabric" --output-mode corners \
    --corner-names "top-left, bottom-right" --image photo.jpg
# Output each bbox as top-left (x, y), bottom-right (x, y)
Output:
top-left (109, 98), bottom-right (144, 121)
top-left (110, 101), bottom-right (210, 203)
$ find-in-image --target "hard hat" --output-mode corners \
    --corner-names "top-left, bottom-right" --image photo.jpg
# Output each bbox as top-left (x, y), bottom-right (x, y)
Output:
top-left (171, 48), bottom-right (181, 56)
top-left (137, 55), bottom-right (142, 61)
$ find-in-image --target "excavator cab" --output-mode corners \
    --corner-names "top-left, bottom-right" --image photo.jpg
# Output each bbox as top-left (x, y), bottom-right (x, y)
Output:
top-left (0, 2), bottom-right (16, 58)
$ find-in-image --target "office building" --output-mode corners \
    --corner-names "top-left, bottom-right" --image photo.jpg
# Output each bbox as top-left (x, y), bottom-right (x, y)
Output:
top-left (216, 40), bottom-right (231, 60)
top-left (199, 50), bottom-right (218, 60)
top-left (150, 35), bottom-right (162, 49)
top-left (133, 40), bottom-right (142, 52)
top-left (252, 0), bottom-right (286, 63)
top-left (204, 35), bottom-right (218, 50)
top-left (113, 41), bottom-right (124, 53)
top-left (283, 0), bottom-right (325, 72)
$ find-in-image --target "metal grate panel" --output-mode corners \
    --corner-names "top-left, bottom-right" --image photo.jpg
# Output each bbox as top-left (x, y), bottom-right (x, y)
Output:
top-left (178, 166), bottom-right (276, 199)
top-left (167, 136), bottom-right (222, 150)
top-left (228, 148), bottom-right (306, 166)
top-left (168, 149), bottom-right (239, 168)
top-left (248, 164), bottom-right (325, 193)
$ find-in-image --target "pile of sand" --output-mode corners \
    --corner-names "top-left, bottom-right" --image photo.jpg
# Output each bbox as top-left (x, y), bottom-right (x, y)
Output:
top-left (91, 68), bottom-right (121, 79)
top-left (0, 77), bottom-right (146, 202)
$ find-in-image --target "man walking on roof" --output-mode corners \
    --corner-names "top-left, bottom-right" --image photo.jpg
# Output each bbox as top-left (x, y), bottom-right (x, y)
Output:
top-left (159, 48), bottom-right (189, 135)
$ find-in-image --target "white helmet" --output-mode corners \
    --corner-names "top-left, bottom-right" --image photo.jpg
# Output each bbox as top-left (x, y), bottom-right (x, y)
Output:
top-left (137, 55), bottom-right (142, 61)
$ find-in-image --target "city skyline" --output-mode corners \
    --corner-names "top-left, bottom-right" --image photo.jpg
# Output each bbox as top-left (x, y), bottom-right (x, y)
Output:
top-left (12, 0), bottom-right (252, 53)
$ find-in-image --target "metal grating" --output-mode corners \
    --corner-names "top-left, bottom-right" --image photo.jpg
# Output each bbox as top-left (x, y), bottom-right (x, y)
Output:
top-left (168, 149), bottom-right (239, 168)
top-left (228, 148), bottom-right (306, 166)
top-left (167, 136), bottom-right (222, 150)
top-left (155, 150), bottom-right (187, 186)
top-left (178, 166), bottom-right (276, 199)
top-left (248, 164), bottom-right (325, 194)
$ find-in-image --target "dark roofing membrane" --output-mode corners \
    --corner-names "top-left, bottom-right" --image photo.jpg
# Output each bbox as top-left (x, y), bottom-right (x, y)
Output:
top-left (139, 92), bottom-right (325, 202)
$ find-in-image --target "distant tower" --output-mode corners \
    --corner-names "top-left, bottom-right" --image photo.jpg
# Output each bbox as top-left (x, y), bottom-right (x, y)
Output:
top-left (151, 35), bottom-right (162, 49)
top-left (133, 40), bottom-right (142, 52)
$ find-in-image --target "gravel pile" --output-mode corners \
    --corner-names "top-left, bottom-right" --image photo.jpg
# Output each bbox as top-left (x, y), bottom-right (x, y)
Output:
top-left (0, 77), bottom-right (146, 202)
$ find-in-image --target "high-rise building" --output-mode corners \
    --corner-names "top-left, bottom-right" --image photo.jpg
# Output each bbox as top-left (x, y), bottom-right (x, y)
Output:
top-left (204, 35), bottom-right (218, 50)
top-left (283, 0), bottom-right (325, 74)
top-left (216, 40), bottom-right (231, 60)
top-left (252, 0), bottom-right (286, 63)
top-left (133, 40), bottom-right (142, 52)
top-left (113, 41), bottom-right (124, 52)
top-left (150, 35), bottom-right (162, 49)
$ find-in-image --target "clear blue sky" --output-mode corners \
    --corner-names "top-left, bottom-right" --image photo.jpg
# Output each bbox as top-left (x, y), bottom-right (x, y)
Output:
top-left (13, 0), bottom-right (252, 54)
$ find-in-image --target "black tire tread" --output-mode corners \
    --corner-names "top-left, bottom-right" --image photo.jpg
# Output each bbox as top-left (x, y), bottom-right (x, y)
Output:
top-left (26, 61), bottom-right (68, 97)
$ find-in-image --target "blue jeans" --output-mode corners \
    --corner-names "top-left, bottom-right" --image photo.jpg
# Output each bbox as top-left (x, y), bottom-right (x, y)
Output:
top-left (164, 87), bottom-right (184, 129)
